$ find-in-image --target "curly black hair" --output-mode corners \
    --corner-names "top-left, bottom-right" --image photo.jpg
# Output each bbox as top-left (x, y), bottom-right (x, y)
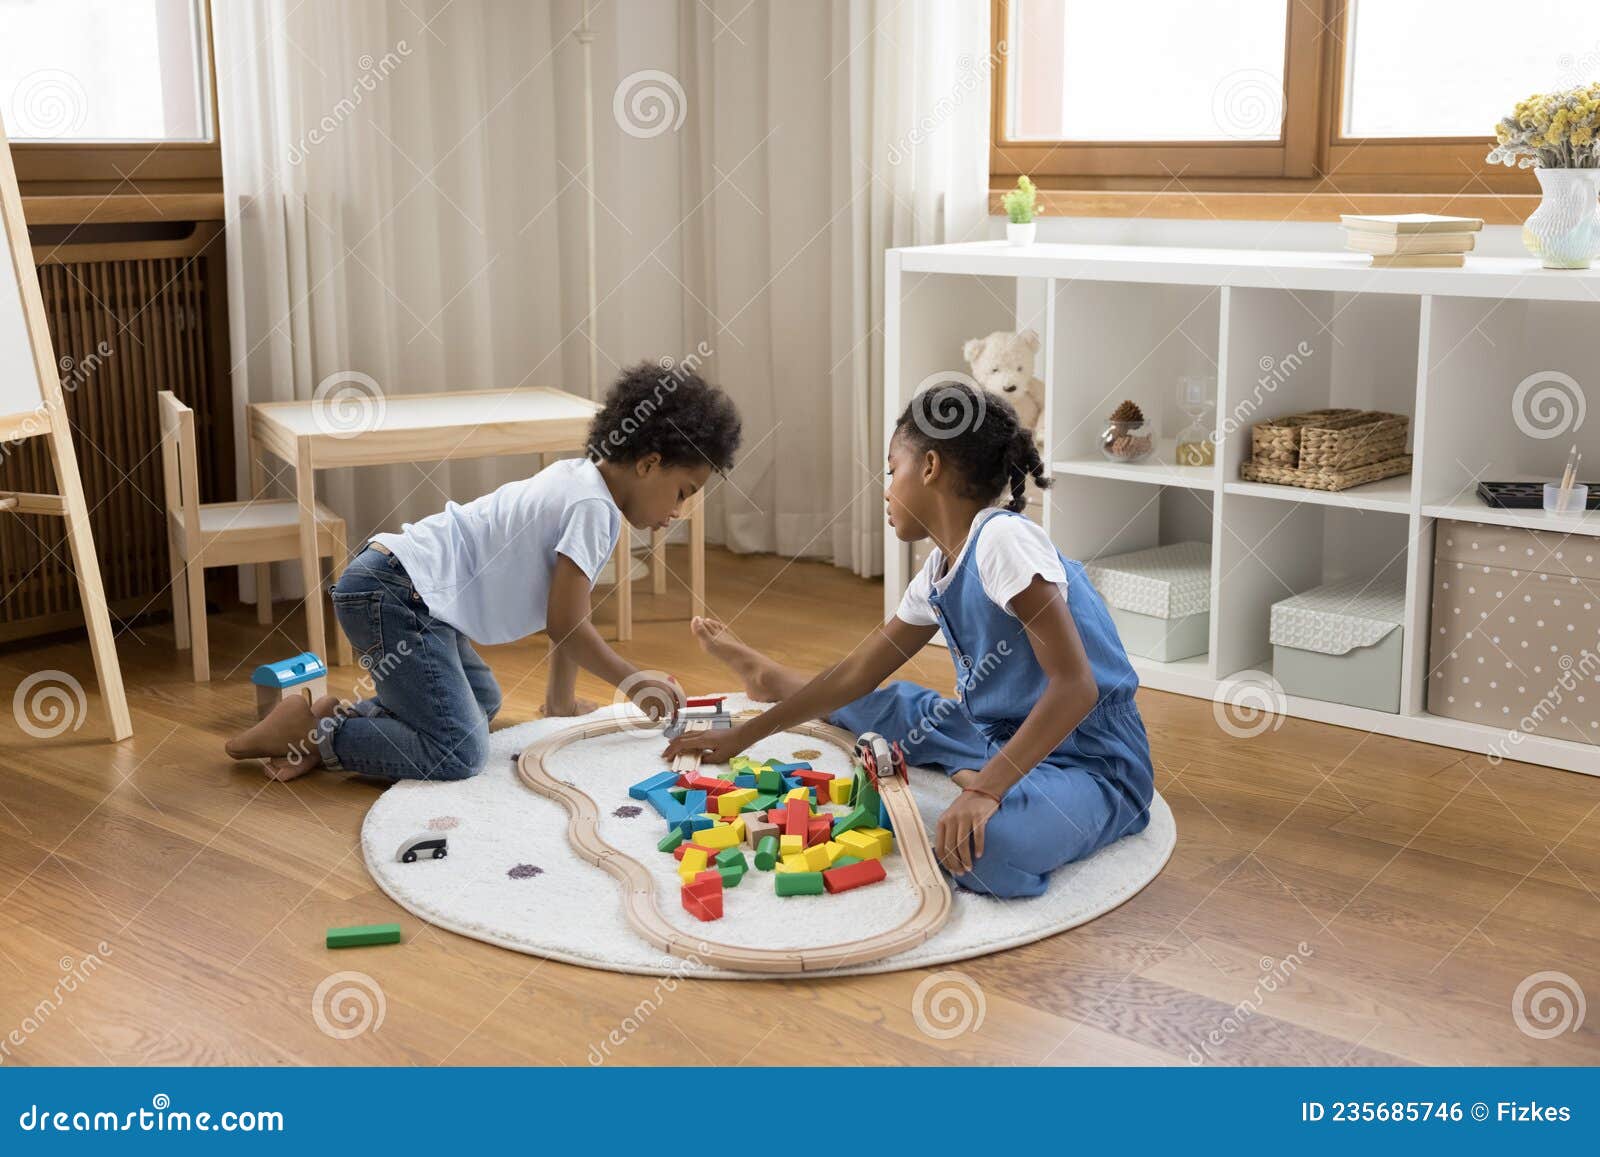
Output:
top-left (586, 360), bottom-right (741, 470)
top-left (893, 379), bottom-right (1049, 513)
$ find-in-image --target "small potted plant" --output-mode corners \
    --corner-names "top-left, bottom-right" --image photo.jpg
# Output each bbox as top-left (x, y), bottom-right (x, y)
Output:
top-left (1001, 174), bottom-right (1038, 246)
top-left (1487, 84), bottom-right (1600, 268)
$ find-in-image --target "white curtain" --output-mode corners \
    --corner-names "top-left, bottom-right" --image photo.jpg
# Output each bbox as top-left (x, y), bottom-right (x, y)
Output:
top-left (213, 0), bottom-right (989, 594)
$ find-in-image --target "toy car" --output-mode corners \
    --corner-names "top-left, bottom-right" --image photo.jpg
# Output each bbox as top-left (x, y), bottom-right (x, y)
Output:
top-left (396, 835), bottom-right (448, 863)
top-left (855, 731), bottom-right (904, 782)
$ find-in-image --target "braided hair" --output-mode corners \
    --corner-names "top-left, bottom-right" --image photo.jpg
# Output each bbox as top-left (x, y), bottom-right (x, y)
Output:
top-left (894, 379), bottom-right (1049, 512)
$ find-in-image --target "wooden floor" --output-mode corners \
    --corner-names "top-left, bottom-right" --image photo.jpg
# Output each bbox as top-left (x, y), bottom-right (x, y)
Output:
top-left (1, 546), bottom-right (1597, 1067)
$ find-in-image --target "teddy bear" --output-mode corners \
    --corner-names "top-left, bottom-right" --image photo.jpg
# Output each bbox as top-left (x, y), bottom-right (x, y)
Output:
top-left (962, 328), bottom-right (1046, 440)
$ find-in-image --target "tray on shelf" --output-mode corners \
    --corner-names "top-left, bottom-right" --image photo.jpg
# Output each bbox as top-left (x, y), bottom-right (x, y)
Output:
top-left (1239, 453), bottom-right (1412, 493)
top-left (1476, 480), bottom-right (1600, 511)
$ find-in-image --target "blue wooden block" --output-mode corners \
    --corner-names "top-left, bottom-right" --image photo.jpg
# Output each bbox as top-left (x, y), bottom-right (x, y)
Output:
top-left (767, 760), bottom-right (810, 774)
top-left (630, 771), bottom-right (680, 801)
top-left (678, 815), bottom-right (716, 838)
top-left (682, 789), bottom-right (707, 816)
top-left (646, 789), bottom-right (684, 823)
top-left (733, 773), bottom-right (757, 790)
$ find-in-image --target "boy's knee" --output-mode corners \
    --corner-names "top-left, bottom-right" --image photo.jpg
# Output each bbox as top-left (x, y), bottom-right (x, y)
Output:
top-left (429, 725), bottom-right (490, 781)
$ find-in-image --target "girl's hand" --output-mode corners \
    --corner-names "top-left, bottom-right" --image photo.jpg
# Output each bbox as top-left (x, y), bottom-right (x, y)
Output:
top-left (936, 789), bottom-right (999, 876)
top-left (661, 723), bottom-right (753, 766)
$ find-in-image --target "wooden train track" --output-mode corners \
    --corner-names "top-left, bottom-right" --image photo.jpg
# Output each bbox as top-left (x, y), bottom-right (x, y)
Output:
top-left (517, 717), bottom-right (952, 973)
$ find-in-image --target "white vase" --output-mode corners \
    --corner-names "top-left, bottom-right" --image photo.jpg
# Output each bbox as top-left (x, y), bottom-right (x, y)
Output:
top-left (1006, 221), bottom-right (1036, 246)
top-left (1523, 168), bottom-right (1600, 269)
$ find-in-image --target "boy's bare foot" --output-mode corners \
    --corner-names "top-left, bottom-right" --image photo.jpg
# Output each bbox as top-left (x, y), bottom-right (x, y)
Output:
top-left (225, 694), bottom-right (323, 760)
top-left (689, 616), bottom-right (806, 703)
top-left (263, 749), bottom-right (321, 781)
top-left (542, 697), bottom-right (600, 718)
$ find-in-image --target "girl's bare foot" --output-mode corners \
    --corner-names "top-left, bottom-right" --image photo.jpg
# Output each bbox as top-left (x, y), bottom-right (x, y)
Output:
top-left (225, 694), bottom-right (322, 760)
top-left (542, 697), bottom-right (600, 718)
top-left (689, 616), bottom-right (806, 703)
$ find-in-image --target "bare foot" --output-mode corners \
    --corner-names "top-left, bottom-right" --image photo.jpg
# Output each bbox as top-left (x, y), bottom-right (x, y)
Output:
top-left (225, 694), bottom-right (322, 760)
top-left (542, 697), bottom-right (600, 718)
top-left (263, 750), bottom-right (321, 781)
top-left (689, 616), bottom-right (806, 703)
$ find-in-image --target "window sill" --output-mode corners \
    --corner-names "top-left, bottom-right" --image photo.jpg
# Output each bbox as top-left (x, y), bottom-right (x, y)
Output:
top-left (989, 187), bottom-right (1537, 226)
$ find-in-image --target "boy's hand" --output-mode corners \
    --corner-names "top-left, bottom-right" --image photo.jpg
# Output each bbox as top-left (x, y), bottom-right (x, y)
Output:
top-left (622, 672), bottom-right (684, 724)
top-left (935, 789), bottom-right (999, 876)
top-left (661, 722), bottom-right (752, 766)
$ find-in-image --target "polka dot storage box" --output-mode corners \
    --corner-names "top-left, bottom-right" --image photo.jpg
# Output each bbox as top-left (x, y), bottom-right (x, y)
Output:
top-left (1428, 522), bottom-right (1600, 745)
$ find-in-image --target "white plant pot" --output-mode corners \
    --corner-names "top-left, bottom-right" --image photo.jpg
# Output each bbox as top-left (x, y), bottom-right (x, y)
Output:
top-left (1006, 221), bottom-right (1036, 247)
top-left (1524, 168), bottom-right (1600, 269)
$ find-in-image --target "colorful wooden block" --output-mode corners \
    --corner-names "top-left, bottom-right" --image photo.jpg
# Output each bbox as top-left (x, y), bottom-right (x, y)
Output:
top-left (806, 816), bottom-right (832, 847)
top-left (630, 770), bottom-right (680, 800)
top-left (646, 789), bottom-right (683, 821)
top-left (775, 871), bottom-right (825, 897)
top-left (678, 815), bottom-right (716, 839)
top-left (718, 864), bottom-right (746, 888)
top-left (779, 834), bottom-right (802, 858)
top-left (754, 835), bottom-right (779, 870)
top-left (784, 786), bottom-right (813, 804)
top-left (733, 773), bottom-right (757, 790)
top-left (718, 788), bottom-right (757, 816)
top-left (743, 792), bottom-right (778, 814)
top-left (657, 829), bottom-right (685, 854)
top-left (682, 789), bottom-right (708, 816)
top-left (821, 840), bottom-right (846, 864)
top-left (830, 803), bottom-right (875, 838)
top-left (742, 815), bottom-right (779, 849)
top-left (801, 844), bottom-right (832, 871)
top-left (673, 841), bottom-right (716, 862)
top-left (694, 823), bottom-right (740, 850)
top-left (715, 848), bottom-right (747, 869)
top-left (822, 858), bottom-right (886, 894)
top-left (678, 847), bottom-right (709, 883)
top-left (827, 777), bottom-right (852, 806)
top-left (793, 770), bottom-right (833, 792)
top-left (326, 923), bottom-right (401, 949)
top-left (775, 855), bottom-right (806, 873)
top-left (857, 827), bottom-right (895, 857)
top-left (831, 854), bottom-right (863, 868)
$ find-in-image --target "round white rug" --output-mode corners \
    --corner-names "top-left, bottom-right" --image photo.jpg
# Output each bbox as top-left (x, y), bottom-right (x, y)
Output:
top-left (360, 695), bottom-right (1176, 979)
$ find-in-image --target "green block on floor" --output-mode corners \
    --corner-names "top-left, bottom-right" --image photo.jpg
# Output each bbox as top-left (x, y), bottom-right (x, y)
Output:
top-left (754, 835), bottom-right (779, 870)
top-left (831, 854), bottom-right (863, 868)
top-left (715, 848), bottom-right (747, 870)
top-left (658, 829), bottom-right (685, 853)
top-left (668, 786), bottom-right (688, 803)
top-left (744, 792), bottom-right (779, 813)
top-left (756, 768), bottom-right (784, 793)
top-left (326, 922), bottom-right (401, 949)
top-left (704, 768), bottom-right (737, 781)
top-left (719, 864), bottom-right (746, 888)
top-left (831, 803), bottom-right (874, 838)
top-left (854, 770), bottom-right (880, 818)
top-left (775, 871), bottom-right (825, 897)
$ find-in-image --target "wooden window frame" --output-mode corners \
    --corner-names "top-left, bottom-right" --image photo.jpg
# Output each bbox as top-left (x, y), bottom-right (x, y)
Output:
top-left (10, 0), bottom-right (221, 197)
top-left (990, 0), bottom-right (1537, 221)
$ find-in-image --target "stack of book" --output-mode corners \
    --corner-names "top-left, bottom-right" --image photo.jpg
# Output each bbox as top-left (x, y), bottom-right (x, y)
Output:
top-left (1340, 213), bottom-right (1484, 268)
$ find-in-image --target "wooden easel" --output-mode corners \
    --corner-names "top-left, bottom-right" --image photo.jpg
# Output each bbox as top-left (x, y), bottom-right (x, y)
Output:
top-left (0, 124), bottom-right (131, 740)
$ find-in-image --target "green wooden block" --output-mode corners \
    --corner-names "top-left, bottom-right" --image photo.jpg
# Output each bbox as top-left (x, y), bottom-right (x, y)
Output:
top-left (326, 923), bottom-right (401, 949)
top-left (705, 768), bottom-right (737, 781)
top-left (658, 829), bottom-right (685, 854)
top-left (718, 864), bottom-right (746, 888)
top-left (756, 768), bottom-right (784, 793)
top-left (744, 792), bottom-right (778, 813)
top-left (774, 871), bottom-right (825, 897)
top-left (754, 835), bottom-right (779, 870)
top-left (854, 770), bottom-right (881, 817)
top-left (668, 786), bottom-right (688, 803)
top-left (715, 848), bottom-right (747, 870)
top-left (831, 803), bottom-right (874, 838)
top-left (831, 854), bottom-right (863, 868)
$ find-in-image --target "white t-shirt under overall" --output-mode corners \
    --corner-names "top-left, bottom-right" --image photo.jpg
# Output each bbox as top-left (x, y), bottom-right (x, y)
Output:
top-left (896, 507), bottom-right (1068, 626)
top-left (373, 457), bottom-right (621, 645)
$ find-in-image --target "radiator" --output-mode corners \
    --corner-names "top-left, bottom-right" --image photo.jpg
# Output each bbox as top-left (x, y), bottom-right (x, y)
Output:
top-left (0, 223), bottom-right (232, 643)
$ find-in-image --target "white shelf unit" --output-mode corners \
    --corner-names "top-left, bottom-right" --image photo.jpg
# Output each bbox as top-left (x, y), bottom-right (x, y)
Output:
top-left (884, 241), bottom-right (1600, 777)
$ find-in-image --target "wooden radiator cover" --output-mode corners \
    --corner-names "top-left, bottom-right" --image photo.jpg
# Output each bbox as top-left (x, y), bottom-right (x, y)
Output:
top-left (0, 223), bottom-right (232, 644)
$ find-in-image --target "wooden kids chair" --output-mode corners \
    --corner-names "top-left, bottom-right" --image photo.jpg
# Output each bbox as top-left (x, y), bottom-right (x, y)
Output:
top-left (158, 391), bottom-right (347, 681)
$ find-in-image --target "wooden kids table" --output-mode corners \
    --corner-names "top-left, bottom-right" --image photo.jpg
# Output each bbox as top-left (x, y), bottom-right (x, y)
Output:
top-left (246, 386), bottom-right (706, 665)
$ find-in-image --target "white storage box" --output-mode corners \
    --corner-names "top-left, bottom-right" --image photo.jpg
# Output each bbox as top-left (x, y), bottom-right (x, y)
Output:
top-left (1084, 541), bottom-right (1211, 662)
top-left (1270, 576), bottom-right (1405, 713)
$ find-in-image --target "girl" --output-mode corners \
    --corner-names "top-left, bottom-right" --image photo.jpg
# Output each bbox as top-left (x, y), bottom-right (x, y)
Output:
top-left (664, 380), bottom-right (1153, 898)
top-left (228, 363), bottom-right (741, 781)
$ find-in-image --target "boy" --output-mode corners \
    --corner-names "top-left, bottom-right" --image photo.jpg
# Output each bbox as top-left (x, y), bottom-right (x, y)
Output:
top-left (226, 362), bottom-right (741, 781)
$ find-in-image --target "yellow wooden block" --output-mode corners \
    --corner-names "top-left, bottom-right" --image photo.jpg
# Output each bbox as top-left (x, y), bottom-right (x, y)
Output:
top-left (678, 848), bottom-right (709, 883)
top-left (827, 778), bottom-right (851, 805)
top-left (780, 854), bottom-right (809, 872)
top-left (779, 834), bottom-right (802, 857)
top-left (835, 830), bottom-right (883, 860)
top-left (822, 840), bottom-right (846, 864)
top-left (801, 845), bottom-right (831, 871)
top-left (858, 827), bottom-right (895, 857)
top-left (784, 787), bottom-right (812, 807)
top-left (724, 816), bottom-right (746, 842)
top-left (695, 824), bottom-right (740, 850)
top-left (718, 788), bottom-right (757, 816)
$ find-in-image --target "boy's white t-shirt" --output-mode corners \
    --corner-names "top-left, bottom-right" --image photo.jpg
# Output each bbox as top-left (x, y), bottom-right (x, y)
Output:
top-left (373, 457), bottom-right (621, 645)
top-left (896, 507), bottom-right (1068, 626)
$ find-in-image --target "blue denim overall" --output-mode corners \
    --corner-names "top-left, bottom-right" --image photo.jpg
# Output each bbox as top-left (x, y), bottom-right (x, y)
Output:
top-left (831, 511), bottom-right (1154, 897)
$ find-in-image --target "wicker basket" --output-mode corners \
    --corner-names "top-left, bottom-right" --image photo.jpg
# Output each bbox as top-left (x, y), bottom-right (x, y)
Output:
top-left (1239, 453), bottom-right (1412, 493)
top-left (1251, 409), bottom-right (1408, 470)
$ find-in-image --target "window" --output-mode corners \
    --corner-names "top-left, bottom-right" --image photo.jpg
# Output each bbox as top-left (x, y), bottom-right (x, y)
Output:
top-left (993, 0), bottom-right (1600, 204)
top-left (1, 0), bottom-right (217, 193)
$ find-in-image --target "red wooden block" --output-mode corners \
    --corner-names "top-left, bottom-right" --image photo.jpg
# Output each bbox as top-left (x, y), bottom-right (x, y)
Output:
top-left (682, 886), bottom-right (723, 921)
top-left (691, 869), bottom-right (723, 890)
top-left (793, 770), bottom-right (833, 790)
top-left (673, 842), bottom-right (717, 862)
top-left (685, 695), bottom-right (726, 709)
top-left (784, 805), bottom-right (809, 838)
top-left (822, 859), bottom-right (886, 894)
top-left (686, 774), bottom-right (736, 796)
top-left (806, 817), bottom-right (832, 847)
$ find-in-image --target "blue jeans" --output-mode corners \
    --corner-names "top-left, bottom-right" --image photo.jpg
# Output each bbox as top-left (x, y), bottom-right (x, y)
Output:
top-left (829, 681), bottom-right (1152, 899)
top-left (316, 546), bottom-right (502, 780)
